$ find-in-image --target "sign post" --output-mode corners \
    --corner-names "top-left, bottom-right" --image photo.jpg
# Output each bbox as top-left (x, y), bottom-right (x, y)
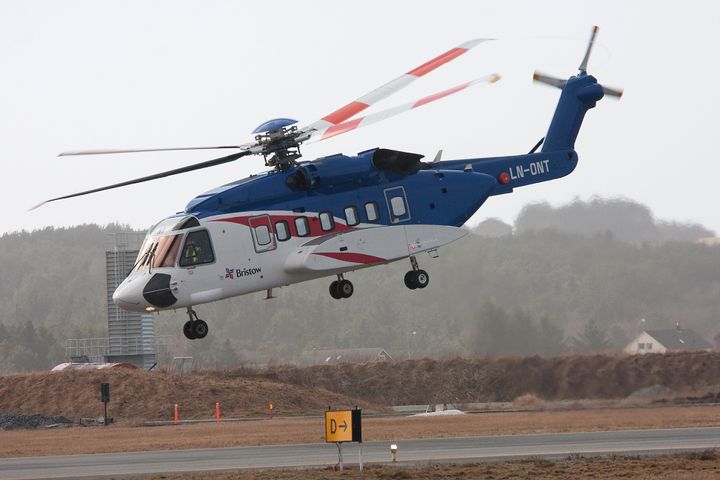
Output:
top-left (325, 408), bottom-right (362, 471)
top-left (100, 383), bottom-right (110, 426)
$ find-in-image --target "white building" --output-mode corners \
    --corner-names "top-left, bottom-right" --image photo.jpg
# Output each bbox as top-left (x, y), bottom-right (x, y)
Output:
top-left (624, 327), bottom-right (712, 355)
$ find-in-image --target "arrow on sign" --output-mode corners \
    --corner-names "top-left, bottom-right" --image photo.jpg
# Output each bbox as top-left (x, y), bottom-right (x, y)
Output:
top-left (340, 420), bottom-right (348, 432)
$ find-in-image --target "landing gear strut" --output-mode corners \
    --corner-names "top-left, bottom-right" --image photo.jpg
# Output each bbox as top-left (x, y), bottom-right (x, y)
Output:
top-left (329, 274), bottom-right (354, 299)
top-left (404, 256), bottom-right (429, 290)
top-left (183, 307), bottom-right (209, 340)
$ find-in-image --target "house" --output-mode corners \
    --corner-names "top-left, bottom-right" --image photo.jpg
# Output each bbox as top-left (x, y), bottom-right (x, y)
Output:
top-left (624, 326), bottom-right (712, 354)
top-left (297, 348), bottom-right (393, 367)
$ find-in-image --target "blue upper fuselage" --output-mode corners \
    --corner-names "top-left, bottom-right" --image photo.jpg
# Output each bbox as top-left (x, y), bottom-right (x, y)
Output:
top-left (184, 146), bottom-right (578, 228)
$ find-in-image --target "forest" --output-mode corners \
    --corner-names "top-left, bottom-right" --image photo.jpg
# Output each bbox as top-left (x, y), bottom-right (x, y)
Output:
top-left (0, 197), bottom-right (718, 373)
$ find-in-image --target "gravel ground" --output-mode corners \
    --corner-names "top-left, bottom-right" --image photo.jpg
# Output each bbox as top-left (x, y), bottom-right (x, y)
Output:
top-left (0, 413), bottom-right (73, 430)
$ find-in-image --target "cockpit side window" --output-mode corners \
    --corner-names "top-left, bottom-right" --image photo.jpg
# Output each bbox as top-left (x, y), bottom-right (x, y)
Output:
top-left (157, 235), bottom-right (182, 267)
top-left (179, 230), bottom-right (215, 267)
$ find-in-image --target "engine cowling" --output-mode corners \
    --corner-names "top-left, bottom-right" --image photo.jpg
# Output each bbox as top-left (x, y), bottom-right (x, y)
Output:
top-left (285, 148), bottom-right (425, 190)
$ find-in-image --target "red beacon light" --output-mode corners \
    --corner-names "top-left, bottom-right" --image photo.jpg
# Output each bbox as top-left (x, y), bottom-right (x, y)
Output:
top-left (498, 172), bottom-right (511, 185)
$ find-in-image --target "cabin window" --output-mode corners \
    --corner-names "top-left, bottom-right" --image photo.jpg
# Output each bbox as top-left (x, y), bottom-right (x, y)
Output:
top-left (319, 212), bottom-right (335, 232)
top-left (344, 206), bottom-right (359, 226)
top-left (275, 220), bottom-right (290, 241)
top-left (390, 196), bottom-right (407, 217)
top-left (179, 230), bottom-right (215, 267)
top-left (295, 216), bottom-right (310, 237)
top-left (365, 202), bottom-right (379, 222)
top-left (254, 225), bottom-right (272, 246)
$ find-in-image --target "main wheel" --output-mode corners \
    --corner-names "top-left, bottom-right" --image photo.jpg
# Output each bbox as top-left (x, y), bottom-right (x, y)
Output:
top-left (415, 269), bottom-right (429, 289)
top-left (404, 271), bottom-right (418, 290)
top-left (338, 279), bottom-right (354, 298)
top-left (191, 319), bottom-right (209, 339)
top-left (329, 281), bottom-right (343, 299)
top-left (183, 320), bottom-right (196, 340)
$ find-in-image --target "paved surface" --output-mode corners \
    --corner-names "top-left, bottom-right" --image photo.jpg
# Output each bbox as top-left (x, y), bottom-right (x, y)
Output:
top-left (1, 427), bottom-right (719, 479)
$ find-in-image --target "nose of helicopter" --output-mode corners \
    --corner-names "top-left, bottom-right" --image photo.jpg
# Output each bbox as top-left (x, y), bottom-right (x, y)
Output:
top-left (113, 273), bottom-right (177, 311)
top-left (112, 276), bottom-right (147, 312)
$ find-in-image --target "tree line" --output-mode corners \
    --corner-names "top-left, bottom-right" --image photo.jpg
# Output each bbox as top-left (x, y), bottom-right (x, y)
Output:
top-left (0, 198), bottom-right (718, 373)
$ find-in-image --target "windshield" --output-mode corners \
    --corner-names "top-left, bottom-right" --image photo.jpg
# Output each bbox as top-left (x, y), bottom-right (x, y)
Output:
top-left (134, 234), bottom-right (182, 271)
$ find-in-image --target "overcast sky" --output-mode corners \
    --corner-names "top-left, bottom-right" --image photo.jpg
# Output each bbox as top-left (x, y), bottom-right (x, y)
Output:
top-left (1, 0), bottom-right (718, 235)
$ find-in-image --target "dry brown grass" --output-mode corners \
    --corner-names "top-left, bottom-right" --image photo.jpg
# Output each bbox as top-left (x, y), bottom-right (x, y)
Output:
top-left (125, 452), bottom-right (720, 480)
top-left (0, 369), bottom-right (377, 424)
top-left (3, 405), bottom-right (720, 458)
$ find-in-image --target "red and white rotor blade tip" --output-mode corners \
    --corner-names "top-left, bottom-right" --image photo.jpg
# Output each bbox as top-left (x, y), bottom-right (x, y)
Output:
top-left (303, 74), bottom-right (500, 144)
top-left (304, 38), bottom-right (493, 133)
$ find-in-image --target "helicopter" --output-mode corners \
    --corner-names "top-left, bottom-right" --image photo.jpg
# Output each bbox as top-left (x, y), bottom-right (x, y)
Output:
top-left (34, 27), bottom-right (621, 340)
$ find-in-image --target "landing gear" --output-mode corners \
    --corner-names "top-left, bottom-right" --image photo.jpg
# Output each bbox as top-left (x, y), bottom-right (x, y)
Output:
top-left (329, 274), bottom-right (354, 299)
top-left (183, 307), bottom-right (208, 340)
top-left (404, 256), bottom-right (429, 290)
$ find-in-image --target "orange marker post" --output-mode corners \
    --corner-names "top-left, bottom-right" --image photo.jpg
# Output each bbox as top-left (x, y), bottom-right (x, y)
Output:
top-left (174, 404), bottom-right (179, 425)
top-left (215, 402), bottom-right (221, 423)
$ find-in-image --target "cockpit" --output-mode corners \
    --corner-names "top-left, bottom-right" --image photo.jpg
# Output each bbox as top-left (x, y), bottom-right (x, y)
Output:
top-left (134, 215), bottom-right (215, 272)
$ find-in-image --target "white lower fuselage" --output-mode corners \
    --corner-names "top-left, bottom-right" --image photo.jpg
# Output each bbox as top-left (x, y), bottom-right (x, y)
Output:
top-left (113, 211), bottom-right (467, 313)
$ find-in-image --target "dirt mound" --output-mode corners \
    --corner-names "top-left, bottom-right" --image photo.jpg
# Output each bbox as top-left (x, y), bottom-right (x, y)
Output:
top-left (260, 351), bottom-right (720, 405)
top-left (2, 352), bottom-right (719, 423)
top-left (0, 368), bottom-right (373, 424)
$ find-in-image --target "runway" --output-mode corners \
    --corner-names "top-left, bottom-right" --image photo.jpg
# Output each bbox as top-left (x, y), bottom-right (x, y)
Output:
top-left (1, 427), bottom-right (719, 479)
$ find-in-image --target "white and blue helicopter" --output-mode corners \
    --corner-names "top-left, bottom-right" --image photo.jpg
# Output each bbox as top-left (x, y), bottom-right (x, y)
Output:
top-left (35, 27), bottom-right (621, 340)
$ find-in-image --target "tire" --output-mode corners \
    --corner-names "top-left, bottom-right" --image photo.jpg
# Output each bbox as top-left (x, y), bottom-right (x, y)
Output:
top-left (339, 279), bottom-right (354, 298)
top-left (404, 271), bottom-right (418, 290)
top-left (191, 319), bottom-right (209, 339)
top-left (183, 320), bottom-right (196, 340)
top-left (415, 269), bottom-right (429, 289)
top-left (329, 281), bottom-right (343, 299)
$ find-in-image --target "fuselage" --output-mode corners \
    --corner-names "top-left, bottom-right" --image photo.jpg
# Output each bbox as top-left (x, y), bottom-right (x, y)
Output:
top-left (113, 146), bottom-right (578, 313)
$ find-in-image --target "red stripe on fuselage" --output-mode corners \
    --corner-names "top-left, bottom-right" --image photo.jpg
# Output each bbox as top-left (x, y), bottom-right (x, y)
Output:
top-left (210, 214), bottom-right (353, 238)
top-left (313, 252), bottom-right (385, 264)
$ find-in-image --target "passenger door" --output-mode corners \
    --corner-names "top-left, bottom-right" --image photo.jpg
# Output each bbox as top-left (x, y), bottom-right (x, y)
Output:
top-left (384, 186), bottom-right (411, 223)
top-left (248, 215), bottom-right (277, 253)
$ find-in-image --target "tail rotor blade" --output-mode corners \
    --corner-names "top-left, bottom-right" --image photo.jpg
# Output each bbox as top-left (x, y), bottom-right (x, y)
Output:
top-left (31, 150), bottom-right (252, 210)
top-left (533, 71), bottom-right (566, 89)
top-left (602, 85), bottom-right (624, 98)
top-left (578, 25), bottom-right (599, 72)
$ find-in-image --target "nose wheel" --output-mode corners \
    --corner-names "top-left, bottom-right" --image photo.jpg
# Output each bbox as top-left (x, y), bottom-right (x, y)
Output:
top-left (329, 274), bottom-right (354, 299)
top-left (184, 308), bottom-right (209, 340)
top-left (404, 256), bottom-right (429, 290)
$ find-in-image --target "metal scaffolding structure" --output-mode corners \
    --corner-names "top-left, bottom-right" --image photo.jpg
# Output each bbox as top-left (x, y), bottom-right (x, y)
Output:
top-left (65, 232), bottom-right (168, 369)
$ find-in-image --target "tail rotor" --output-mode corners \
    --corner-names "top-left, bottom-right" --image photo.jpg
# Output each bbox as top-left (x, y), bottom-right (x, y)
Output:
top-left (533, 26), bottom-right (623, 99)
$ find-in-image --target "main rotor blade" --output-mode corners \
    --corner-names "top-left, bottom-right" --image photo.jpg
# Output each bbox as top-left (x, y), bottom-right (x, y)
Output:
top-left (31, 150), bottom-right (252, 210)
top-left (59, 145), bottom-right (249, 157)
top-left (301, 38), bottom-right (493, 135)
top-left (578, 25), bottom-right (599, 72)
top-left (299, 74), bottom-right (500, 144)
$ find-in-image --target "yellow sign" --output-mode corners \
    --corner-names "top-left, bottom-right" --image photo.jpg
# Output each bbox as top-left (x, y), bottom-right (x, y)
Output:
top-left (325, 410), bottom-right (353, 443)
